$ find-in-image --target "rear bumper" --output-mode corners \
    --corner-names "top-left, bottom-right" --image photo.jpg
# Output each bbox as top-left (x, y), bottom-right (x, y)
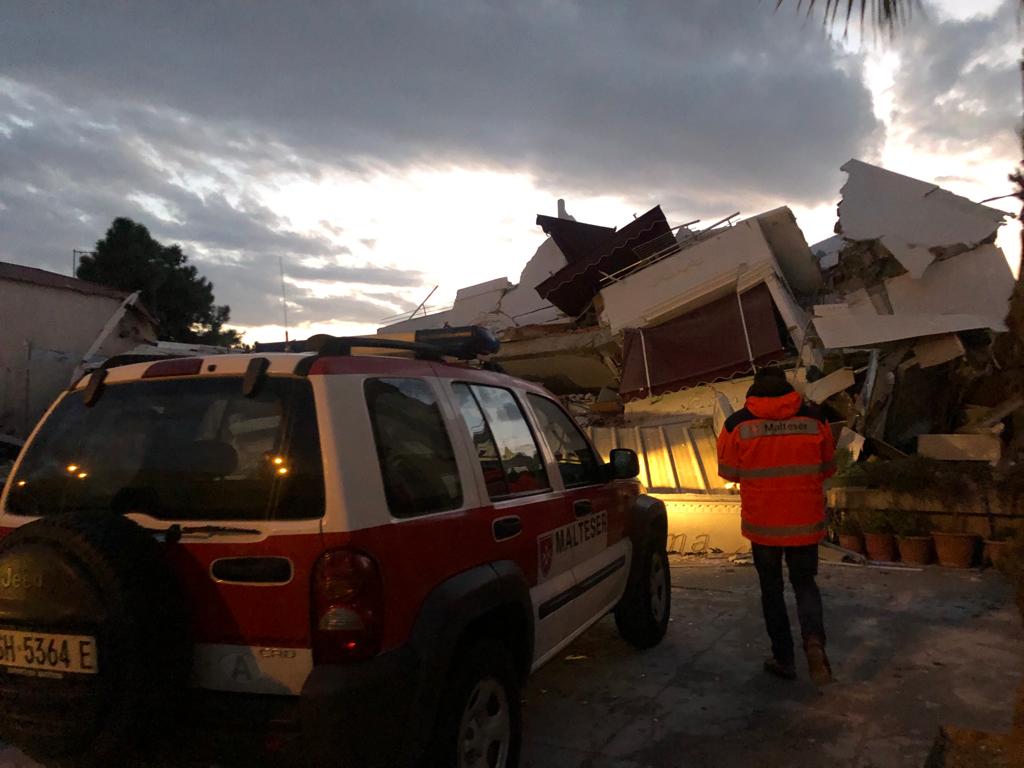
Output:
top-left (187, 645), bottom-right (426, 768)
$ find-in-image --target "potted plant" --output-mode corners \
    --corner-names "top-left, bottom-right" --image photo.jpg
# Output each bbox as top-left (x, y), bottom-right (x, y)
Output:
top-left (860, 509), bottom-right (898, 563)
top-left (931, 512), bottom-right (981, 569)
top-left (837, 511), bottom-right (864, 555)
top-left (984, 527), bottom-right (1017, 569)
top-left (893, 512), bottom-right (934, 566)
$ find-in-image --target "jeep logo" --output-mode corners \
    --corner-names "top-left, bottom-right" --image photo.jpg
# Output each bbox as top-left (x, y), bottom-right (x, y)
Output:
top-left (0, 567), bottom-right (43, 590)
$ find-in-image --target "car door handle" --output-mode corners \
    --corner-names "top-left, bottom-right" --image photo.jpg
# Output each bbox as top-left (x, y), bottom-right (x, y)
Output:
top-left (574, 499), bottom-right (594, 517)
top-left (492, 516), bottom-right (522, 542)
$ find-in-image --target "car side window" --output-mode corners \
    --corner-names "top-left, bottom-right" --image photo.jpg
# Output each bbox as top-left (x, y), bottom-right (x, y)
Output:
top-left (527, 395), bottom-right (603, 487)
top-left (453, 383), bottom-right (550, 498)
top-left (364, 378), bottom-right (463, 517)
top-left (452, 384), bottom-right (510, 499)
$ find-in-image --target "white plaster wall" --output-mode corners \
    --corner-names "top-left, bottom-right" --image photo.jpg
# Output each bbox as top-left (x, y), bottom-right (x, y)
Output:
top-left (599, 220), bottom-right (778, 333)
top-left (838, 159), bottom-right (1006, 247)
top-left (0, 281), bottom-right (152, 437)
top-left (883, 245), bottom-right (1014, 319)
top-left (497, 237), bottom-right (567, 326)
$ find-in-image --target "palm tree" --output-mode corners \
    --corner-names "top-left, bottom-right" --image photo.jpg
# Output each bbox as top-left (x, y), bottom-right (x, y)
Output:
top-left (775, 0), bottom-right (919, 35)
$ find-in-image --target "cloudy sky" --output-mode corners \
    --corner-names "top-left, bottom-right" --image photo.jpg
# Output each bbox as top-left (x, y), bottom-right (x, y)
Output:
top-left (1, 0), bottom-right (1020, 343)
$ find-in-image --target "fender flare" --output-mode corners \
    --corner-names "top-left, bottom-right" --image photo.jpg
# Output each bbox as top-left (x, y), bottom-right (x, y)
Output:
top-left (404, 560), bottom-right (534, 744)
top-left (628, 494), bottom-right (668, 547)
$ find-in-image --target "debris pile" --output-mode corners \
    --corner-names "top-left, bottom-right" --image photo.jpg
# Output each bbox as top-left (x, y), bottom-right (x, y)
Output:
top-left (380, 159), bottom-right (1020, 549)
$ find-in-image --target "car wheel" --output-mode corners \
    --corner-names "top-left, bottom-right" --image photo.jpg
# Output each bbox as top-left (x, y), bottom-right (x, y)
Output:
top-left (0, 512), bottom-right (190, 766)
top-left (426, 638), bottom-right (522, 768)
top-left (614, 531), bottom-right (671, 649)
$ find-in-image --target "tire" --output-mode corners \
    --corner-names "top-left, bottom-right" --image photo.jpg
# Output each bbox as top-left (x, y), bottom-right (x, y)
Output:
top-left (425, 638), bottom-right (522, 768)
top-left (0, 512), bottom-right (190, 766)
top-left (614, 532), bottom-right (671, 649)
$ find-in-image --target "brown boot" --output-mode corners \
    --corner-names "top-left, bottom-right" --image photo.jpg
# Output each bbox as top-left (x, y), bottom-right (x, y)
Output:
top-left (805, 639), bottom-right (833, 686)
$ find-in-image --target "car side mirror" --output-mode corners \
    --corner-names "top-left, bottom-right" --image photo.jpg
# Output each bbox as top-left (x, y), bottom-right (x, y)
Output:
top-left (608, 448), bottom-right (639, 480)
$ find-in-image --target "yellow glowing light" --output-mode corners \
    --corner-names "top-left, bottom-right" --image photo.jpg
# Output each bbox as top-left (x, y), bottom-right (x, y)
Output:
top-left (272, 457), bottom-right (284, 466)
top-left (277, 467), bottom-right (289, 476)
top-left (77, 472), bottom-right (88, 479)
top-left (16, 480), bottom-right (26, 487)
top-left (66, 464), bottom-right (79, 473)
top-left (724, 481), bottom-right (739, 490)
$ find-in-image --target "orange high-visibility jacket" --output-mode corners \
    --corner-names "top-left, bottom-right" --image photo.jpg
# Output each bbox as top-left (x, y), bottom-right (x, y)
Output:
top-left (717, 390), bottom-right (836, 547)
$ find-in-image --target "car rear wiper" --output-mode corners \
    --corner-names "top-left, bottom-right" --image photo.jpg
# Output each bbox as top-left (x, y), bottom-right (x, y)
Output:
top-left (162, 524), bottom-right (262, 543)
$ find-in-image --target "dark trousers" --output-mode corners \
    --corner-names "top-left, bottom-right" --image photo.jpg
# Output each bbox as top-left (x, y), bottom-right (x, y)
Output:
top-left (751, 543), bottom-right (826, 665)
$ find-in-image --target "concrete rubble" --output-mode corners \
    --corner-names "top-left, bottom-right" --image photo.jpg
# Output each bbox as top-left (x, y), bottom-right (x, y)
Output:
top-left (378, 161), bottom-right (1021, 554)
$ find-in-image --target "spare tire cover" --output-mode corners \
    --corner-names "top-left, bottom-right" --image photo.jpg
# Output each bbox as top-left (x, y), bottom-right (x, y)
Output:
top-left (0, 512), bottom-right (190, 764)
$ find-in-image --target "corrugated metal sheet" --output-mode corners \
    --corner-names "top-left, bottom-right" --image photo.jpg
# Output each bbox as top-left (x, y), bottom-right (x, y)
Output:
top-left (587, 421), bottom-right (723, 494)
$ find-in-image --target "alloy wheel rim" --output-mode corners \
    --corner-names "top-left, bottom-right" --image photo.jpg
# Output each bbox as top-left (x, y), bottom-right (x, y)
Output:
top-left (457, 676), bottom-right (511, 768)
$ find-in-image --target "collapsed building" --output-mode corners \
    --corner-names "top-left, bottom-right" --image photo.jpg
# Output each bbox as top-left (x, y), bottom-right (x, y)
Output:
top-left (380, 160), bottom-right (1018, 554)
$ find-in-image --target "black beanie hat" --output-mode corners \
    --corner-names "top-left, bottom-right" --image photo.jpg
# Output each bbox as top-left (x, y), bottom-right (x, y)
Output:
top-left (746, 366), bottom-right (794, 398)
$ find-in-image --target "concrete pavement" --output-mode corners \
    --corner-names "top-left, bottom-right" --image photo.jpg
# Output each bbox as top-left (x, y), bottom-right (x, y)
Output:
top-left (522, 558), bottom-right (1023, 768)
top-left (0, 558), bottom-right (1020, 767)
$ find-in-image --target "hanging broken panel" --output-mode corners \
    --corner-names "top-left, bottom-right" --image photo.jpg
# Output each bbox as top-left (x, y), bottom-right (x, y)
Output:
top-left (690, 426), bottom-right (727, 490)
top-left (638, 426), bottom-right (677, 492)
top-left (662, 423), bottom-right (706, 492)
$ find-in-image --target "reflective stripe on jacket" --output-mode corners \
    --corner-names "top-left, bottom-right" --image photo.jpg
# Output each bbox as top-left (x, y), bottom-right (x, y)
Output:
top-left (716, 390), bottom-right (836, 547)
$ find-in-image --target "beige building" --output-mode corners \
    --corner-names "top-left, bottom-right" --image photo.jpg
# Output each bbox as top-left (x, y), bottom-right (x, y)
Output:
top-left (0, 262), bottom-right (157, 438)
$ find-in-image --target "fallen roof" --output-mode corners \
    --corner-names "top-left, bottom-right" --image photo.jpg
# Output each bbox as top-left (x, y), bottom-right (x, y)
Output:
top-left (535, 215), bottom-right (616, 265)
top-left (534, 205), bottom-right (672, 317)
top-left (0, 261), bottom-right (131, 301)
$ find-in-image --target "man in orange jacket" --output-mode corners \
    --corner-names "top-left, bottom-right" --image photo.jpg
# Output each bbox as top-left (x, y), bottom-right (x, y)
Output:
top-left (717, 367), bottom-right (836, 685)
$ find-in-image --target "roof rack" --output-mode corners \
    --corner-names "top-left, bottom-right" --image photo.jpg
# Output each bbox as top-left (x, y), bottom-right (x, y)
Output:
top-left (295, 326), bottom-right (501, 374)
top-left (305, 335), bottom-right (446, 361)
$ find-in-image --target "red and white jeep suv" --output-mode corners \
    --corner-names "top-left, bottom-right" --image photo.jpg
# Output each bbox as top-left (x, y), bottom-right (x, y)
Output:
top-left (0, 329), bottom-right (670, 767)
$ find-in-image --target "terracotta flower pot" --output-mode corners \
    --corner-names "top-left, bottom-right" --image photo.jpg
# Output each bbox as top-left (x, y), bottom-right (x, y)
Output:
top-left (897, 536), bottom-right (933, 566)
top-left (932, 532), bottom-right (980, 569)
top-left (838, 533), bottom-right (865, 555)
top-left (863, 532), bottom-right (897, 563)
top-left (983, 540), bottom-right (1009, 568)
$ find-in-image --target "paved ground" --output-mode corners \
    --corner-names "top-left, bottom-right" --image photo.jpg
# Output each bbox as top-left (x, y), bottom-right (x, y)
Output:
top-left (0, 558), bottom-right (1020, 767)
top-left (521, 558), bottom-right (1023, 768)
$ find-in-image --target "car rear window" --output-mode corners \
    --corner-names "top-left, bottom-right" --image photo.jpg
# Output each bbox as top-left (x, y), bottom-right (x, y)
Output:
top-left (364, 377), bottom-right (463, 518)
top-left (5, 376), bottom-right (324, 521)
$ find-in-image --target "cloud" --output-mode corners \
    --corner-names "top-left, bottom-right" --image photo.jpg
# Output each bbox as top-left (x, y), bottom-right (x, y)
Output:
top-left (1, 1), bottom-right (880, 205)
top-left (889, 0), bottom-right (1020, 153)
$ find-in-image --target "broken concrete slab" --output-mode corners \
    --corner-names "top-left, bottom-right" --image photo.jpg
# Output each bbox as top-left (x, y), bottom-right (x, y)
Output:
top-left (803, 367), bottom-right (855, 404)
top-left (838, 159), bottom-right (1007, 248)
top-left (493, 324), bottom-right (620, 394)
top-left (836, 426), bottom-right (866, 461)
top-left (880, 234), bottom-right (935, 278)
top-left (913, 334), bottom-right (965, 369)
top-left (813, 313), bottom-right (1004, 349)
top-left (884, 244), bottom-right (1014, 321)
top-left (956, 397), bottom-right (1024, 435)
top-left (918, 433), bottom-right (1002, 463)
top-left (598, 217), bottom-right (779, 333)
top-left (754, 207), bottom-right (824, 295)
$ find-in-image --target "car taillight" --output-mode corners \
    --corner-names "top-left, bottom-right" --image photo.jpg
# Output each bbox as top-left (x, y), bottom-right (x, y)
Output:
top-left (311, 549), bottom-right (383, 664)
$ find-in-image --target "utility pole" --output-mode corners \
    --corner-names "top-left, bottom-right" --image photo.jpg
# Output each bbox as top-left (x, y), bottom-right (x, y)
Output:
top-left (279, 256), bottom-right (290, 348)
top-left (71, 249), bottom-right (93, 277)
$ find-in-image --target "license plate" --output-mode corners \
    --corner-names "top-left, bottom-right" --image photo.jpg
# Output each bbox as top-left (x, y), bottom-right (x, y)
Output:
top-left (0, 629), bottom-right (98, 675)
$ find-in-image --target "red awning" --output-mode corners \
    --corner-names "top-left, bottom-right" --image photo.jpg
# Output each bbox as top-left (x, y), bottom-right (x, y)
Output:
top-left (619, 283), bottom-right (786, 401)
